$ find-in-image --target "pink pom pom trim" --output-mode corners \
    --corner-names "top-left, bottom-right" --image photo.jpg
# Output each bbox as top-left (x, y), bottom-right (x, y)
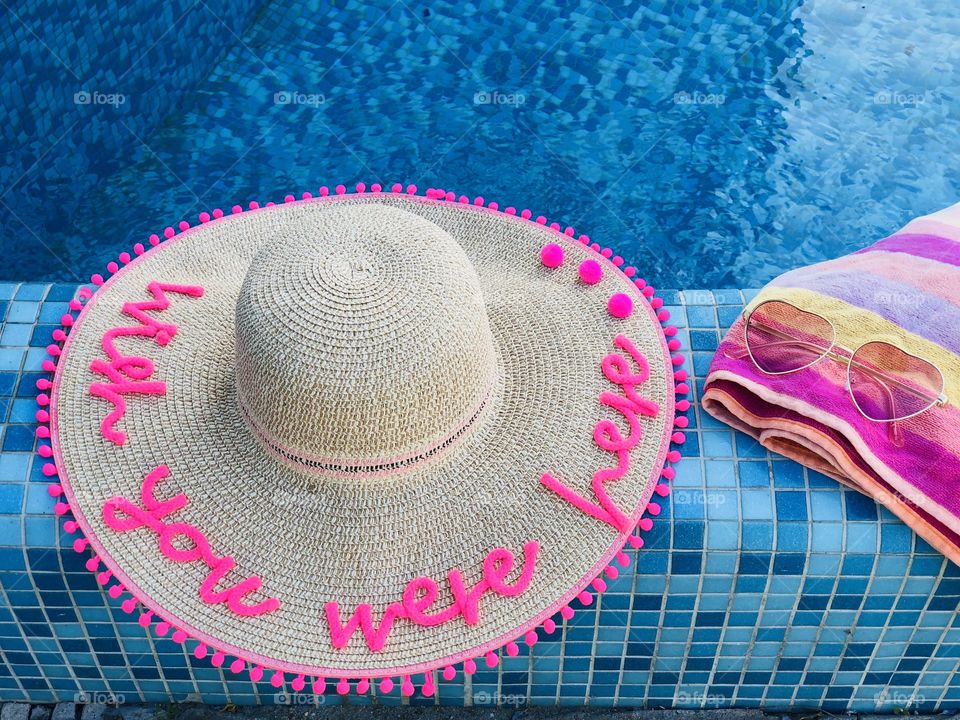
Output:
top-left (607, 292), bottom-right (633, 319)
top-left (540, 243), bottom-right (564, 269)
top-left (578, 259), bottom-right (603, 285)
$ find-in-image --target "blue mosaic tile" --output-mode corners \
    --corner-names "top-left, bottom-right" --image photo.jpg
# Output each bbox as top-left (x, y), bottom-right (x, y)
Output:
top-left (0, 283), bottom-right (956, 710)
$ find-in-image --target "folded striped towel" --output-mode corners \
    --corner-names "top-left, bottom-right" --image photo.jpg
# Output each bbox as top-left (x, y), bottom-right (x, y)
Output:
top-left (703, 203), bottom-right (960, 564)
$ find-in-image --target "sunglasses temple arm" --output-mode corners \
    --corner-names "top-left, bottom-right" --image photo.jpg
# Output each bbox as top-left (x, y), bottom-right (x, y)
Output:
top-left (724, 338), bottom-right (828, 363)
top-left (879, 381), bottom-right (904, 446)
top-left (848, 363), bottom-right (905, 443)
top-left (724, 346), bottom-right (751, 360)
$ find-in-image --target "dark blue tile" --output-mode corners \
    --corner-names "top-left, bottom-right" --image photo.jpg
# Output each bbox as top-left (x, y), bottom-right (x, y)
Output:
top-left (739, 553), bottom-right (771, 574)
top-left (0, 372), bottom-right (16, 397)
top-left (695, 611), bottom-right (726, 627)
top-left (844, 491), bottom-right (878, 521)
top-left (622, 656), bottom-right (650, 671)
top-left (673, 521), bottom-right (704, 549)
top-left (632, 594), bottom-right (663, 611)
top-left (777, 658), bottom-right (806, 671)
top-left (46, 286), bottom-right (76, 302)
top-left (841, 555), bottom-right (875, 575)
top-left (670, 553), bottom-right (702, 574)
top-left (735, 433), bottom-right (767, 458)
top-left (29, 325), bottom-right (58, 347)
top-left (689, 329), bottom-right (718, 351)
top-left (830, 595), bottom-right (863, 610)
top-left (773, 552), bottom-right (807, 575)
top-left (775, 491), bottom-right (807, 520)
top-left (16, 373), bottom-right (44, 398)
top-left (3, 425), bottom-right (36, 452)
top-left (735, 576), bottom-right (767, 593)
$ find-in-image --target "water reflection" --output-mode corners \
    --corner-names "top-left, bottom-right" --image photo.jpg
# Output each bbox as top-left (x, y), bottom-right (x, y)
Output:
top-left (2, 0), bottom-right (957, 287)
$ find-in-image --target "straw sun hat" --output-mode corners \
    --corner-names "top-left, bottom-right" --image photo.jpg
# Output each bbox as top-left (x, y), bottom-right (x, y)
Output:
top-left (38, 183), bottom-right (688, 698)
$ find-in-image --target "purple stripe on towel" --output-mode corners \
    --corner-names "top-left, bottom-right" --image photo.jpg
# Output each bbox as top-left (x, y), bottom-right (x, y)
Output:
top-left (771, 269), bottom-right (960, 354)
top-left (858, 234), bottom-right (960, 267)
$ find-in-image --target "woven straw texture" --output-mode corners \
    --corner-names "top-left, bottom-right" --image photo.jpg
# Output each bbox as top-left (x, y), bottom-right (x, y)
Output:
top-left (52, 195), bottom-right (672, 676)
top-left (235, 205), bottom-right (497, 468)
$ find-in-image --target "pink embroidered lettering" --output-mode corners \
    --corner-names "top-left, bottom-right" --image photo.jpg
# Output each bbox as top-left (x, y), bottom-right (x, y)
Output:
top-left (325, 541), bottom-right (539, 652)
top-left (88, 281), bottom-right (204, 445)
top-left (540, 335), bottom-right (660, 532)
top-left (102, 465), bottom-right (279, 617)
top-left (325, 602), bottom-right (406, 652)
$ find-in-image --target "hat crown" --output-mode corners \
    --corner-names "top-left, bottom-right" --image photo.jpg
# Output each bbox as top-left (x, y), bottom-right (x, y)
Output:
top-left (234, 204), bottom-right (497, 473)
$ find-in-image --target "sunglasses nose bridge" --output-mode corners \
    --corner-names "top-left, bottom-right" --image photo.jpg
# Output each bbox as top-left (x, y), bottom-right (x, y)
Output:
top-left (826, 343), bottom-right (853, 361)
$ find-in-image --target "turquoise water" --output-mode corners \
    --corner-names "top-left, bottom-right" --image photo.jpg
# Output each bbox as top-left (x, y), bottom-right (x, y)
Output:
top-left (2, 0), bottom-right (959, 286)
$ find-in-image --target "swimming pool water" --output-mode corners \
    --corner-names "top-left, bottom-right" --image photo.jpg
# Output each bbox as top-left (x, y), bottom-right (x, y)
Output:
top-left (2, 0), bottom-right (959, 287)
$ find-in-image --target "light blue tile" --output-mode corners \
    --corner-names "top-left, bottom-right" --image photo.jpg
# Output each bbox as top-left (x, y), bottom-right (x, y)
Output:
top-left (0, 454), bottom-right (30, 482)
top-left (23, 517), bottom-right (56, 545)
top-left (708, 491), bottom-right (739, 520)
top-left (701, 432), bottom-right (733, 457)
top-left (24, 483), bottom-right (53, 514)
top-left (24, 348), bottom-right (48, 371)
top-left (703, 459), bottom-right (736, 486)
top-left (674, 460), bottom-right (704, 487)
top-left (15, 284), bottom-right (47, 302)
top-left (713, 289), bottom-right (742, 305)
top-left (741, 490), bottom-right (772, 520)
top-left (810, 492), bottom-right (843, 522)
top-left (845, 525), bottom-right (878, 553)
top-left (0, 516), bottom-right (22, 544)
top-left (38, 303), bottom-right (70, 324)
top-left (810, 528), bottom-right (843, 557)
top-left (0, 324), bottom-right (32, 346)
top-left (705, 553), bottom-right (737, 574)
top-left (685, 305), bottom-right (717, 328)
top-left (9, 399), bottom-right (37, 423)
top-left (0, 348), bottom-right (24, 372)
top-left (0, 284), bottom-right (954, 708)
top-left (706, 521), bottom-right (738, 550)
top-left (7, 302), bottom-right (39, 323)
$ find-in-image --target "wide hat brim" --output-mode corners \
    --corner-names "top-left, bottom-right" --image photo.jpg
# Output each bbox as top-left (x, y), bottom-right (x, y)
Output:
top-left (43, 186), bottom-right (686, 693)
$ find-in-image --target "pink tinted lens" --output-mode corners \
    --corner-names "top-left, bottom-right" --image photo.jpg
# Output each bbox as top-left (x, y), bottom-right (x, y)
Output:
top-left (745, 300), bottom-right (835, 374)
top-left (848, 341), bottom-right (943, 421)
